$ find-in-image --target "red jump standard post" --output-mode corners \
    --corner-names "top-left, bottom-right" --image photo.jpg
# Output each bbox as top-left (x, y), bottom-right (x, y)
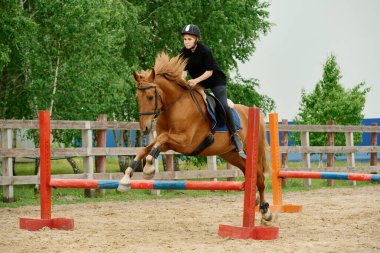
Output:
top-left (19, 111), bottom-right (74, 231)
top-left (218, 107), bottom-right (279, 240)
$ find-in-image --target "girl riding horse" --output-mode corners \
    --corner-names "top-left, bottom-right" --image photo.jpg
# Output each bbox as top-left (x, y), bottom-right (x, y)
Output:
top-left (180, 24), bottom-right (243, 152)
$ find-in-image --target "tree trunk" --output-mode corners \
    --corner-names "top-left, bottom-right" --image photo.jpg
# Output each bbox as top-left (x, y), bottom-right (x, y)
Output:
top-left (318, 153), bottom-right (323, 168)
top-left (118, 155), bottom-right (129, 173)
top-left (66, 157), bottom-right (79, 174)
top-left (49, 52), bottom-right (60, 115)
top-left (162, 155), bottom-right (179, 171)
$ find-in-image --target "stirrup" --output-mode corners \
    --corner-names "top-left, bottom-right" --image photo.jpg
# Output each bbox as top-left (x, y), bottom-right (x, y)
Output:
top-left (231, 133), bottom-right (243, 152)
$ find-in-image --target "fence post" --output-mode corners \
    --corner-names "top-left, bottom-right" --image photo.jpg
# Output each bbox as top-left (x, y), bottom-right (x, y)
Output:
top-left (327, 120), bottom-right (334, 187)
top-left (370, 123), bottom-right (378, 183)
top-left (301, 131), bottom-right (311, 187)
top-left (1, 129), bottom-right (14, 202)
top-left (82, 123), bottom-right (94, 197)
top-left (164, 155), bottom-right (174, 172)
top-left (208, 156), bottom-right (217, 182)
top-left (281, 119), bottom-right (288, 187)
top-left (95, 114), bottom-right (107, 196)
top-left (226, 163), bottom-right (234, 181)
top-left (346, 132), bottom-right (356, 186)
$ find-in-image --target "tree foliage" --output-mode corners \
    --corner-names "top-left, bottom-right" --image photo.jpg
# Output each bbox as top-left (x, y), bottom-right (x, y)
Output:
top-left (228, 75), bottom-right (275, 115)
top-left (294, 54), bottom-right (370, 146)
top-left (1, 0), bottom-right (273, 147)
top-left (127, 0), bottom-right (271, 72)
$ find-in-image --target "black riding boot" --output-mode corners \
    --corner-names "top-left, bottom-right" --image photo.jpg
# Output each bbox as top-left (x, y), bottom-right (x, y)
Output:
top-left (225, 108), bottom-right (243, 152)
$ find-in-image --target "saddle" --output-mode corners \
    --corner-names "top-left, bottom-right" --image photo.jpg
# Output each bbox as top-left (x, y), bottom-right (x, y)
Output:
top-left (188, 91), bottom-right (230, 156)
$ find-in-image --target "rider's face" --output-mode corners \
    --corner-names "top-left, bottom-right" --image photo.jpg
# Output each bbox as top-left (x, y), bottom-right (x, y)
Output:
top-left (183, 34), bottom-right (197, 49)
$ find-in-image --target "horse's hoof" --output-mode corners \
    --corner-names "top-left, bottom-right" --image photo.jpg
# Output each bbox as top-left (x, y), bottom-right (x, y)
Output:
top-left (142, 171), bottom-right (155, 180)
top-left (260, 213), bottom-right (277, 226)
top-left (117, 182), bottom-right (131, 192)
top-left (260, 218), bottom-right (271, 226)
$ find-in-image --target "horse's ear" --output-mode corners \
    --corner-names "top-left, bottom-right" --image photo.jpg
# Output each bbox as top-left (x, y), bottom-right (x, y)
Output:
top-left (147, 69), bottom-right (155, 82)
top-left (133, 71), bottom-right (140, 82)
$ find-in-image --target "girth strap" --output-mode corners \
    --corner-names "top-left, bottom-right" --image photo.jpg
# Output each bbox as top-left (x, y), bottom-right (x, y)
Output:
top-left (189, 132), bottom-right (215, 156)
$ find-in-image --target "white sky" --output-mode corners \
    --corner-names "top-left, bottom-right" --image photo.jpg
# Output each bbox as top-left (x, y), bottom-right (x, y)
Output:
top-left (238, 0), bottom-right (380, 120)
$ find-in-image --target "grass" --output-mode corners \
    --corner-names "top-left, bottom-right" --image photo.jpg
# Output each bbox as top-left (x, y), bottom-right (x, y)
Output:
top-left (1, 158), bottom-right (378, 208)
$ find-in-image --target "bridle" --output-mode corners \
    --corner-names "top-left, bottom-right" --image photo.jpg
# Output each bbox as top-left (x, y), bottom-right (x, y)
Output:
top-left (137, 83), bottom-right (160, 118)
top-left (137, 77), bottom-right (208, 122)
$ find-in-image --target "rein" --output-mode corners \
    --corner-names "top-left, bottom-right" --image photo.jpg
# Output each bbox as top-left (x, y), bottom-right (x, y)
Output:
top-left (137, 84), bottom-right (160, 117)
top-left (188, 86), bottom-right (208, 122)
top-left (137, 77), bottom-right (208, 122)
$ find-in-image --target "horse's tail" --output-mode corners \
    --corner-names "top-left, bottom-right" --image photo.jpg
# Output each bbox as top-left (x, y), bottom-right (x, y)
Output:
top-left (258, 113), bottom-right (270, 175)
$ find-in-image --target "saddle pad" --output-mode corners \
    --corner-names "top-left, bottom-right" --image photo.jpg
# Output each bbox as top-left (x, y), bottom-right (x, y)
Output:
top-left (206, 104), bottom-right (242, 132)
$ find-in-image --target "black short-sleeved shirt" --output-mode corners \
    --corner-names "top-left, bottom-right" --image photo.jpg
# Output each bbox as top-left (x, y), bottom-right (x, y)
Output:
top-left (180, 42), bottom-right (226, 88)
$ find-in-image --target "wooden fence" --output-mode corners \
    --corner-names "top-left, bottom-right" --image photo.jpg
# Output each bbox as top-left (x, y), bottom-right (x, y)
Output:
top-left (278, 121), bottom-right (380, 186)
top-left (0, 119), bottom-right (241, 202)
top-left (1, 118), bottom-right (379, 202)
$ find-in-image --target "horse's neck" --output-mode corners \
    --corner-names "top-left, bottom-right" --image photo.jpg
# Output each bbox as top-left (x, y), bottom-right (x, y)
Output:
top-left (157, 77), bottom-right (185, 105)
top-left (158, 77), bottom-right (207, 103)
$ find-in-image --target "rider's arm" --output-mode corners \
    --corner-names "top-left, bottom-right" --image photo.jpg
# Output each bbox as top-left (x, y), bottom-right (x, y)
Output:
top-left (188, 70), bottom-right (213, 87)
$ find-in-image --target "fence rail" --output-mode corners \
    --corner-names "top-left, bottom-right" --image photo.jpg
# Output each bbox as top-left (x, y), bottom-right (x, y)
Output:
top-left (0, 120), bottom-right (141, 130)
top-left (278, 124), bottom-right (380, 132)
top-left (1, 118), bottom-right (379, 202)
top-left (278, 119), bottom-right (379, 187)
top-left (0, 147), bottom-right (180, 157)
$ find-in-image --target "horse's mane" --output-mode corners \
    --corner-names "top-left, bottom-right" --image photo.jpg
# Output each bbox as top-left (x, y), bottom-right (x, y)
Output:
top-left (154, 52), bottom-right (188, 87)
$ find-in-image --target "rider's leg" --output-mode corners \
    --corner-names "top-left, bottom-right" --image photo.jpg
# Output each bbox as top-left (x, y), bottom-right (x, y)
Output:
top-left (211, 85), bottom-right (243, 152)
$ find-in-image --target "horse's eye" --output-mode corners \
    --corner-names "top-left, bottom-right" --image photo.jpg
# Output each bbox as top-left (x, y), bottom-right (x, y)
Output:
top-left (147, 95), bottom-right (154, 101)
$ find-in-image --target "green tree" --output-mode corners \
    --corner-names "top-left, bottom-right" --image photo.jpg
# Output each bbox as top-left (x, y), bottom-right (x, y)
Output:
top-left (1, 0), bottom-right (272, 121)
top-left (228, 75), bottom-right (275, 116)
top-left (127, 0), bottom-right (272, 72)
top-left (1, 0), bottom-right (274, 156)
top-left (294, 54), bottom-right (370, 151)
top-left (0, 1), bottom-right (37, 119)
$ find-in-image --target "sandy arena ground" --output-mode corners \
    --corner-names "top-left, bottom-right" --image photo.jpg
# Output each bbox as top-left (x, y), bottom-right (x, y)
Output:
top-left (0, 186), bottom-right (379, 253)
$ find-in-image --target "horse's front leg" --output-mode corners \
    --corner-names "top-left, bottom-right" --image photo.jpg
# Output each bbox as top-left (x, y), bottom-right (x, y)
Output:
top-left (117, 140), bottom-right (156, 192)
top-left (142, 132), bottom-right (188, 179)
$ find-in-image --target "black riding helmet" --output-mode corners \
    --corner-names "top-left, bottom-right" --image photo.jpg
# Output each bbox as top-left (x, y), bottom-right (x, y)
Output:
top-left (181, 24), bottom-right (201, 38)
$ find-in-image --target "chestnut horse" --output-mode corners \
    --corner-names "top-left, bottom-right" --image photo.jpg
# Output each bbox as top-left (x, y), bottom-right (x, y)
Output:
top-left (118, 53), bottom-right (273, 223)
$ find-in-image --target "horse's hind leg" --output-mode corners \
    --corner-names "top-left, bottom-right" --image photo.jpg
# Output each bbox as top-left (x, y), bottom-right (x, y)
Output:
top-left (257, 171), bottom-right (273, 224)
top-left (221, 151), bottom-right (273, 224)
top-left (220, 151), bottom-right (259, 201)
top-left (219, 151), bottom-right (246, 175)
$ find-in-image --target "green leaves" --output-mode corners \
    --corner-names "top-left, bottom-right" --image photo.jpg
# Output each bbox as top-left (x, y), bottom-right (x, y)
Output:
top-left (1, 0), bottom-right (273, 146)
top-left (127, 0), bottom-right (271, 72)
top-left (228, 75), bottom-right (275, 115)
top-left (294, 54), bottom-right (370, 146)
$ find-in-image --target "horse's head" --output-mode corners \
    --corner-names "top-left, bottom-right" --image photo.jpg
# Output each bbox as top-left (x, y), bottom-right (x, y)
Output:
top-left (133, 69), bottom-right (160, 134)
